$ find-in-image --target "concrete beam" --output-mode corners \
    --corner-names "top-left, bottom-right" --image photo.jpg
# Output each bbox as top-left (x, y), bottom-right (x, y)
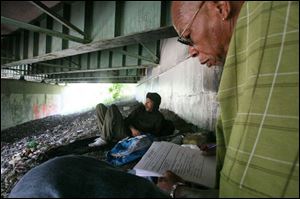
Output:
top-left (1, 26), bottom-right (177, 68)
top-left (62, 57), bottom-right (81, 68)
top-left (30, 1), bottom-right (87, 38)
top-left (57, 79), bottom-right (139, 83)
top-left (1, 16), bottom-right (90, 44)
top-left (47, 75), bottom-right (141, 80)
top-left (138, 42), bottom-right (159, 62)
top-left (34, 62), bottom-right (80, 69)
top-left (1, 68), bottom-right (26, 72)
top-left (115, 50), bottom-right (157, 64)
top-left (29, 65), bottom-right (150, 75)
top-left (1, 57), bottom-right (17, 61)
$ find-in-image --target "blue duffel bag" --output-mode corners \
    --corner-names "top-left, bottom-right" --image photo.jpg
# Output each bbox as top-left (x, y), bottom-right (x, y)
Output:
top-left (106, 134), bottom-right (154, 166)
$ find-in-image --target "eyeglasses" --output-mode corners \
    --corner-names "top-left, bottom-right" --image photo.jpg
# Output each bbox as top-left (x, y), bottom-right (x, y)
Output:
top-left (177, 2), bottom-right (205, 46)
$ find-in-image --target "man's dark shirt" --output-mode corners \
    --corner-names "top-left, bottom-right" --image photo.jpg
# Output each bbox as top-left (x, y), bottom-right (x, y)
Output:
top-left (125, 104), bottom-right (165, 137)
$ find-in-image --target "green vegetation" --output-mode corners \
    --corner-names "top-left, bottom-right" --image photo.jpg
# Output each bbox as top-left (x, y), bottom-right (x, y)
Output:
top-left (108, 84), bottom-right (124, 100)
top-left (103, 83), bottom-right (136, 104)
top-left (26, 139), bottom-right (38, 150)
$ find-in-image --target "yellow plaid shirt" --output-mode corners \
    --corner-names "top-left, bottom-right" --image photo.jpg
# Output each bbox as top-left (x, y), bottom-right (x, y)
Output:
top-left (216, 1), bottom-right (299, 197)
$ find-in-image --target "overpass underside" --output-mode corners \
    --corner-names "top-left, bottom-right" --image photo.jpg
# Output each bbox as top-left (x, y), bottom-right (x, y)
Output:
top-left (1, 1), bottom-right (177, 84)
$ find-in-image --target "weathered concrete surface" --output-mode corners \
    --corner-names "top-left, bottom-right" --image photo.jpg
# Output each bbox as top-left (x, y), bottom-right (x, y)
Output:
top-left (1, 79), bottom-right (64, 130)
top-left (136, 37), bottom-right (223, 131)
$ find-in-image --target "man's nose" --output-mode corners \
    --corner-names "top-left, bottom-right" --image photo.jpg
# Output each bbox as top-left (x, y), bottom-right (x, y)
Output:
top-left (188, 46), bottom-right (199, 57)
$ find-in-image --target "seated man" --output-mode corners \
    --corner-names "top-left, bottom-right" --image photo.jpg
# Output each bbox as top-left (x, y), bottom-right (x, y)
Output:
top-left (8, 155), bottom-right (168, 198)
top-left (88, 92), bottom-right (165, 147)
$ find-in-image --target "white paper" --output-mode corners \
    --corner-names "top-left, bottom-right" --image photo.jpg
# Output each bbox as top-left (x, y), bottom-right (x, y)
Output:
top-left (133, 141), bottom-right (216, 188)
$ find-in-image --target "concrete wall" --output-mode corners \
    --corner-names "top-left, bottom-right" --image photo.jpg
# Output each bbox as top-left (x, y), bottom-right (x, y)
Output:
top-left (1, 79), bottom-right (64, 130)
top-left (136, 38), bottom-right (222, 131)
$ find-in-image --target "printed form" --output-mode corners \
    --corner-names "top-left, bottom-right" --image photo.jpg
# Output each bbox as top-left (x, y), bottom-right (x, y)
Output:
top-left (133, 141), bottom-right (216, 188)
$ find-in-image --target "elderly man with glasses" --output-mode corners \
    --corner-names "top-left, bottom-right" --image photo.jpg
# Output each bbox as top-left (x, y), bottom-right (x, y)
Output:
top-left (157, 1), bottom-right (299, 198)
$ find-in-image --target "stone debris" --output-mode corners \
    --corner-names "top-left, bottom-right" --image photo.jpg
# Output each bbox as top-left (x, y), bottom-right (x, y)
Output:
top-left (1, 109), bottom-right (102, 197)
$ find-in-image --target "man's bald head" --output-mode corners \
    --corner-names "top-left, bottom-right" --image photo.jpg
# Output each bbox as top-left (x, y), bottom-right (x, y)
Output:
top-left (171, 1), bottom-right (203, 35)
top-left (171, 1), bottom-right (244, 67)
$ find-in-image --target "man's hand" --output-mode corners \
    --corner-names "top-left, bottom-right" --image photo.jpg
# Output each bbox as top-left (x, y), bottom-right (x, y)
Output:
top-left (199, 143), bottom-right (216, 156)
top-left (157, 170), bottom-right (185, 193)
top-left (130, 126), bottom-right (141, 137)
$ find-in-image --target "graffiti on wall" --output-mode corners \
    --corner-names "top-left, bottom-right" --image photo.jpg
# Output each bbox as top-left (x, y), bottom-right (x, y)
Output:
top-left (33, 103), bottom-right (59, 119)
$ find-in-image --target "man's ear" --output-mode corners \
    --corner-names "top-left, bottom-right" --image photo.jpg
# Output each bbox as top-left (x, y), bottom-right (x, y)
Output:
top-left (214, 1), bottom-right (231, 20)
